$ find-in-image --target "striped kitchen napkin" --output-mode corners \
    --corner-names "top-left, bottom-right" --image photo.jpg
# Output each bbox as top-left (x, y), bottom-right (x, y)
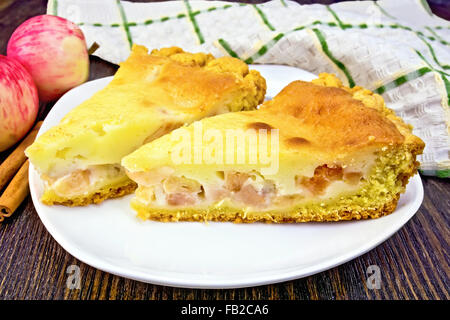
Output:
top-left (48, 0), bottom-right (450, 177)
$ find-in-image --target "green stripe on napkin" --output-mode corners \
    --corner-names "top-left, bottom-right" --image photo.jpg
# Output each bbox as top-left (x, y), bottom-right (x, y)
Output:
top-left (312, 28), bottom-right (355, 87)
top-left (184, 0), bottom-right (205, 44)
top-left (116, 0), bottom-right (133, 49)
top-left (253, 4), bottom-right (276, 31)
top-left (374, 67), bottom-right (432, 94)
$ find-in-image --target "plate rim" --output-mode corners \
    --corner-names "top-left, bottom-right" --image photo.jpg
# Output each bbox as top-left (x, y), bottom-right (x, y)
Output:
top-left (28, 65), bottom-right (424, 289)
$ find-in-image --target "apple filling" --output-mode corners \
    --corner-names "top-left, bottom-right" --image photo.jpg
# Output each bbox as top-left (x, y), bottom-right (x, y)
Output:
top-left (42, 164), bottom-right (128, 197)
top-left (131, 164), bottom-right (368, 211)
top-left (296, 165), bottom-right (363, 196)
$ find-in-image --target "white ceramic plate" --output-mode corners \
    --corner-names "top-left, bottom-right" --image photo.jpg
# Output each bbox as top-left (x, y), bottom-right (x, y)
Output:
top-left (29, 65), bottom-right (424, 289)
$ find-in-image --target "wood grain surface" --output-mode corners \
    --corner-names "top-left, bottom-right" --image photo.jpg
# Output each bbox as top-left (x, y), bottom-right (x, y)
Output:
top-left (0, 0), bottom-right (449, 300)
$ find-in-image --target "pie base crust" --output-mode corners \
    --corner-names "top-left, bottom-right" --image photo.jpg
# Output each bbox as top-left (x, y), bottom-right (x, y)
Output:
top-left (131, 194), bottom-right (400, 223)
top-left (41, 180), bottom-right (137, 206)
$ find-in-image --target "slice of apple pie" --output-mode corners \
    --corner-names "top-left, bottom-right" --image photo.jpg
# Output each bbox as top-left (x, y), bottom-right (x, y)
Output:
top-left (122, 73), bottom-right (424, 222)
top-left (26, 45), bottom-right (266, 206)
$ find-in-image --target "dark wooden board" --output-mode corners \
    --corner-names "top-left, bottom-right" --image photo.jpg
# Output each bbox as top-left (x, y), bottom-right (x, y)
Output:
top-left (0, 0), bottom-right (449, 300)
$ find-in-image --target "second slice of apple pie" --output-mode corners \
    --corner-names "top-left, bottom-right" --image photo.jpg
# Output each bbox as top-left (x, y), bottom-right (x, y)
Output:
top-left (26, 45), bottom-right (266, 206)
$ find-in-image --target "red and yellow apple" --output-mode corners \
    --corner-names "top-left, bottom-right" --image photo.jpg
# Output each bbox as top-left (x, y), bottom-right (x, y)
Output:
top-left (7, 15), bottom-right (89, 101)
top-left (0, 55), bottom-right (39, 151)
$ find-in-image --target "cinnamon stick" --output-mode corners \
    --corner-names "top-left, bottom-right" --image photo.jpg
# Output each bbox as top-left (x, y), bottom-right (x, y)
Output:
top-left (0, 160), bottom-right (29, 222)
top-left (0, 121), bottom-right (42, 191)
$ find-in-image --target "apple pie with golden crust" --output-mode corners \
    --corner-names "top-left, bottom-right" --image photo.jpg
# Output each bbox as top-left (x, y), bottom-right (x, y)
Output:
top-left (25, 45), bottom-right (266, 206)
top-left (122, 73), bottom-right (424, 223)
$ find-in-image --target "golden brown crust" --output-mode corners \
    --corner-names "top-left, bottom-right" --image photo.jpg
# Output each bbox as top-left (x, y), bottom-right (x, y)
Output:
top-left (132, 194), bottom-right (400, 223)
top-left (261, 79), bottom-right (406, 152)
top-left (111, 45), bottom-right (266, 115)
top-left (311, 73), bottom-right (425, 152)
top-left (150, 46), bottom-right (215, 67)
top-left (41, 181), bottom-right (137, 206)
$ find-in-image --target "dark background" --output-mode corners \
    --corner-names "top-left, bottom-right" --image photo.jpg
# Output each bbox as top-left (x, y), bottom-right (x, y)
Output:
top-left (0, 0), bottom-right (449, 300)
